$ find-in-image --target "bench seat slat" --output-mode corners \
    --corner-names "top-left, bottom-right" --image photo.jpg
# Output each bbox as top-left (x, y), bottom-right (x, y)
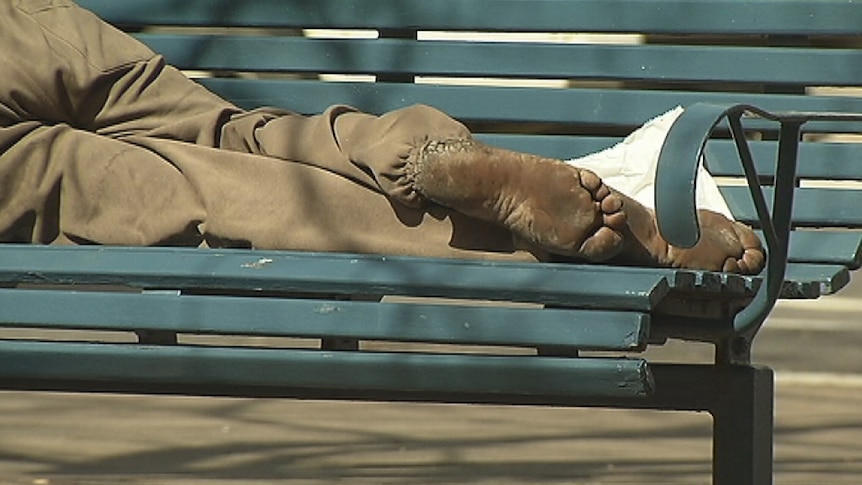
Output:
top-left (782, 263), bottom-right (851, 298)
top-left (0, 340), bottom-right (652, 399)
top-left (78, 0), bottom-right (862, 36)
top-left (136, 35), bottom-right (862, 87)
top-left (0, 246), bottom-right (759, 305)
top-left (0, 289), bottom-right (649, 351)
top-left (196, 79), bottom-right (862, 134)
top-left (0, 245), bottom-right (673, 310)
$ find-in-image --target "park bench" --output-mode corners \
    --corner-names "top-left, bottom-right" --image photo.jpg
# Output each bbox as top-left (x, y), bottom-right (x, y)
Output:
top-left (3, 0), bottom-right (862, 483)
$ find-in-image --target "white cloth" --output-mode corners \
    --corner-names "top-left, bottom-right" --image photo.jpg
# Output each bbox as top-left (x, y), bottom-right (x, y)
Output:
top-left (565, 106), bottom-right (734, 220)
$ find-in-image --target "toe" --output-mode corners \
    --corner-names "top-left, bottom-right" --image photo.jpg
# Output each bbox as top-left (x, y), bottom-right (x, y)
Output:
top-left (580, 226), bottom-right (625, 261)
top-left (722, 257), bottom-right (740, 273)
top-left (601, 193), bottom-right (623, 213)
top-left (733, 222), bottom-right (766, 274)
top-left (741, 247), bottom-right (766, 275)
top-left (603, 209), bottom-right (627, 231)
top-left (578, 168), bottom-right (603, 192)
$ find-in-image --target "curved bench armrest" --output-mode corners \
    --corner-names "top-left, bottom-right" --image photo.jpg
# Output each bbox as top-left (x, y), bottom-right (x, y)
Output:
top-left (654, 103), bottom-right (862, 337)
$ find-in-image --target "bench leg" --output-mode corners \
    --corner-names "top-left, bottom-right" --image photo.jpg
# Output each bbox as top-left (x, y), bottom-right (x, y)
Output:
top-left (321, 338), bottom-right (359, 351)
top-left (135, 329), bottom-right (178, 345)
top-left (711, 365), bottom-right (774, 485)
top-left (626, 364), bottom-right (774, 485)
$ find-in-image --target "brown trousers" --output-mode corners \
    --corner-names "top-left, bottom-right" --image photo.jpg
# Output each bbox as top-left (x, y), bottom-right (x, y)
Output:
top-left (0, 0), bottom-right (537, 261)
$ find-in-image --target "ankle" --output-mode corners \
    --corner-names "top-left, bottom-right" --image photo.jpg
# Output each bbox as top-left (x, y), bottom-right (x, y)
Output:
top-left (411, 138), bottom-right (500, 208)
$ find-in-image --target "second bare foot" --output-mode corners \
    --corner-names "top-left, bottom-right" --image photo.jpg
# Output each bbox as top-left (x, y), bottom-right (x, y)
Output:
top-left (616, 191), bottom-right (765, 274)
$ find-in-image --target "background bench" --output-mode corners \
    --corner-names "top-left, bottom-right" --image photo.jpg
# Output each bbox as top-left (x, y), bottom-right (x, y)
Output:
top-left (4, 1), bottom-right (862, 483)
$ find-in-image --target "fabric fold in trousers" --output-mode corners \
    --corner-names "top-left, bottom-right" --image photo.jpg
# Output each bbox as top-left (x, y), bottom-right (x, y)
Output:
top-left (0, 0), bottom-right (528, 260)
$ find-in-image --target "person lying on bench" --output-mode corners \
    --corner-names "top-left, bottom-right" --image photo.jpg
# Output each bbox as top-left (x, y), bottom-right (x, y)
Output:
top-left (0, 0), bottom-right (764, 274)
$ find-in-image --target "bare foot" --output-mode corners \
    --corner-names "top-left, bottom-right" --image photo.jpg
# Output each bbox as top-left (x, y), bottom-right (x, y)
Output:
top-left (615, 191), bottom-right (765, 274)
top-left (412, 139), bottom-right (627, 261)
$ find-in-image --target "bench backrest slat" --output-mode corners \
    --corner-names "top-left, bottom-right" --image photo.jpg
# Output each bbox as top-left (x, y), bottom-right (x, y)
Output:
top-left (722, 187), bottom-right (862, 227)
top-left (706, 142), bottom-right (862, 181)
top-left (80, 0), bottom-right (862, 35)
top-left (195, 78), bottom-right (862, 134)
top-left (135, 34), bottom-right (862, 88)
top-left (784, 232), bottom-right (862, 269)
top-left (479, 136), bottom-right (862, 182)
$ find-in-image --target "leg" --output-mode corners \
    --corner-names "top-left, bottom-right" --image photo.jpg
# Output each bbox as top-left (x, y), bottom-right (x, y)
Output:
top-left (1, 1), bottom-right (239, 144)
top-left (408, 136), bottom-right (765, 273)
top-left (1, 122), bottom-right (538, 260)
top-left (243, 104), bottom-right (629, 262)
top-left (0, 4), bottom-right (539, 259)
top-left (0, 124), bottom-right (206, 245)
top-left (128, 135), bottom-right (539, 260)
top-left (249, 103), bottom-right (766, 272)
top-left (711, 365), bottom-right (774, 485)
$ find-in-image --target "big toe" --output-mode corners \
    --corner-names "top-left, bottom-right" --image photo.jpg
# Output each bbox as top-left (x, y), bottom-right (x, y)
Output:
top-left (731, 222), bottom-right (766, 274)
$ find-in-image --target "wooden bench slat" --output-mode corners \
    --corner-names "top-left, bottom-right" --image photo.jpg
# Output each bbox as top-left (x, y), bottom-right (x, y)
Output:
top-left (707, 141), bottom-right (862, 180)
top-left (196, 79), bottom-right (862, 133)
top-left (0, 289), bottom-right (649, 351)
top-left (722, 187), bottom-right (862, 227)
top-left (472, 136), bottom-right (862, 189)
top-left (0, 340), bottom-right (653, 399)
top-left (78, 0), bottom-right (862, 35)
top-left (2, 244), bottom-right (760, 321)
top-left (785, 232), bottom-right (862, 269)
top-left (0, 245), bottom-right (675, 310)
top-left (740, 231), bottom-right (862, 269)
top-left (477, 136), bottom-right (862, 184)
top-left (136, 34), bottom-right (862, 87)
top-left (474, 134), bottom-right (619, 160)
top-left (782, 263), bottom-right (851, 297)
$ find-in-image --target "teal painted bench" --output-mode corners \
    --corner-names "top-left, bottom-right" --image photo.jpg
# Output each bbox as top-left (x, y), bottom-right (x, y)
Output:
top-left (4, 1), bottom-right (862, 483)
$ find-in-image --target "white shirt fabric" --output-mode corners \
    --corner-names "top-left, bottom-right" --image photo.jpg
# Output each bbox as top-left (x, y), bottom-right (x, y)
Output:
top-left (565, 106), bottom-right (734, 220)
